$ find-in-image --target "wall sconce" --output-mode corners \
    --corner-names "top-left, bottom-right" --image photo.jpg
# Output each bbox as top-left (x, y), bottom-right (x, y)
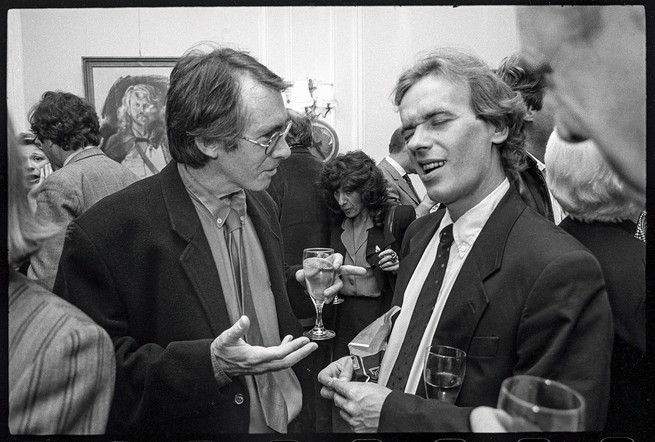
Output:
top-left (286, 78), bottom-right (337, 119)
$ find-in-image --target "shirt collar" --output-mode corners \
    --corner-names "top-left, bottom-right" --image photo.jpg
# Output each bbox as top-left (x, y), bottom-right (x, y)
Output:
top-left (528, 152), bottom-right (546, 172)
top-left (385, 156), bottom-right (407, 176)
top-left (177, 163), bottom-right (246, 226)
top-left (442, 178), bottom-right (510, 258)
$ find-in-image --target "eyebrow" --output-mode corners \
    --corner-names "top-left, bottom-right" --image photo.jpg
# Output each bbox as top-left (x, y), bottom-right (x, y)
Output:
top-left (403, 109), bottom-right (453, 130)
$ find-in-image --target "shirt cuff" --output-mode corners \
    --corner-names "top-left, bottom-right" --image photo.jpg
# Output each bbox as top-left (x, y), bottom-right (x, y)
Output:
top-left (210, 340), bottom-right (233, 388)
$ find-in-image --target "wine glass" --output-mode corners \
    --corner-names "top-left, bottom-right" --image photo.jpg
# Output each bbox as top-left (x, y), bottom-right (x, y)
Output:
top-left (302, 248), bottom-right (336, 340)
top-left (423, 345), bottom-right (466, 404)
top-left (497, 375), bottom-right (586, 431)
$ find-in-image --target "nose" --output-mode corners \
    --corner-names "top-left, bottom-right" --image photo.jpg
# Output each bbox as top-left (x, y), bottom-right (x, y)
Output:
top-left (270, 137), bottom-right (291, 160)
top-left (336, 193), bottom-right (347, 206)
top-left (406, 126), bottom-right (431, 153)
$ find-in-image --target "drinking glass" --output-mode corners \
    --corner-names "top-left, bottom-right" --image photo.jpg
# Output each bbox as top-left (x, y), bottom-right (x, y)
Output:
top-left (497, 375), bottom-right (586, 431)
top-left (423, 345), bottom-right (466, 404)
top-left (302, 248), bottom-right (336, 340)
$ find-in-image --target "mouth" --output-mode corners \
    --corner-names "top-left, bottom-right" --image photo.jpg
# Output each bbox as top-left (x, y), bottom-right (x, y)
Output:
top-left (419, 160), bottom-right (447, 175)
top-left (26, 173), bottom-right (40, 183)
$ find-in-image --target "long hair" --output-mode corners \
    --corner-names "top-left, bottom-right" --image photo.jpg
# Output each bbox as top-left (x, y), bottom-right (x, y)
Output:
top-left (116, 84), bottom-right (161, 132)
top-left (8, 119), bottom-right (58, 268)
top-left (545, 130), bottom-right (644, 223)
top-left (166, 43), bottom-right (289, 168)
top-left (319, 150), bottom-right (391, 226)
top-left (393, 47), bottom-right (527, 177)
top-left (29, 91), bottom-right (101, 151)
top-left (496, 53), bottom-right (546, 112)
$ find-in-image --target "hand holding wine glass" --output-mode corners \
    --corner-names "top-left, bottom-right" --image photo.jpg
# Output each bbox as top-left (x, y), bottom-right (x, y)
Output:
top-left (423, 345), bottom-right (466, 404)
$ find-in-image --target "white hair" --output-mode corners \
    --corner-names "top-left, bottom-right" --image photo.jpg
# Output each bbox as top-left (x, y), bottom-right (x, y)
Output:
top-left (545, 130), bottom-right (643, 223)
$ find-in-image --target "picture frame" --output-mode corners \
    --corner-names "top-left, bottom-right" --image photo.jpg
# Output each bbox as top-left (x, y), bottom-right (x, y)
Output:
top-left (82, 57), bottom-right (177, 179)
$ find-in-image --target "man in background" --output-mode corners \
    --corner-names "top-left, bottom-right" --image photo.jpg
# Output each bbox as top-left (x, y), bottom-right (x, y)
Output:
top-left (496, 53), bottom-right (565, 223)
top-left (27, 91), bottom-right (138, 290)
top-left (378, 127), bottom-right (437, 217)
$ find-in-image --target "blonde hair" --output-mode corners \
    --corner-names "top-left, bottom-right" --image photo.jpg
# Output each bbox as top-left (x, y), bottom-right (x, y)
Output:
top-left (545, 130), bottom-right (644, 223)
top-left (7, 119), bottom-right (58, 267)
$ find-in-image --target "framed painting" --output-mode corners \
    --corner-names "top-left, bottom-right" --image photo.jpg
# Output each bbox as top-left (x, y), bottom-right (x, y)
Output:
top-left (83, 57), bottom-right (177, 179)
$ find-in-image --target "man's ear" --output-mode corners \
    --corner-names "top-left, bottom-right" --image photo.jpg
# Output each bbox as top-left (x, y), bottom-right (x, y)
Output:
top-left (491, 125), bottom-right (509, 145)
top-left (524, 107), bottom-right (535, 122)
top-left (194, 138), bottom-right (224, 159)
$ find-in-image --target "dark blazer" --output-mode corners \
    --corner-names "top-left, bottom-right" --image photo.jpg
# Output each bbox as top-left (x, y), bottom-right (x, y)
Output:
top-left (53, 161), bottom-right (314, 435)
top-left (267, 145), bottom-right (330, 269)
top-left (378, 186), bottom-right (613, 432)
top-left (510, 154), bottom-right (554, 222)
top-left (330, 205), bottom-right (416, 359)
top-left (559, 217), bottom-right (646, 432)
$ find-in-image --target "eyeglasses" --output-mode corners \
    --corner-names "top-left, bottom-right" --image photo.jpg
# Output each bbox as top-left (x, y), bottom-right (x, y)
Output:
top-left (241, 120), bottom-right (293, 155)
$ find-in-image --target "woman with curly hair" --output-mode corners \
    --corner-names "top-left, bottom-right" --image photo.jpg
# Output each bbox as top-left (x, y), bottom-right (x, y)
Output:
top-left (319, 150), bottom-right (415, 359)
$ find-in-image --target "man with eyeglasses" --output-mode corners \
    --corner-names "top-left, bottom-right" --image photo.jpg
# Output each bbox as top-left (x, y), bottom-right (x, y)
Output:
top-left (53, 43), bottom-right (363, 436)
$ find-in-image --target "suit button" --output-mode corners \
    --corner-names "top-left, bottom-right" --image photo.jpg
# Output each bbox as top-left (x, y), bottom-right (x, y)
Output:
top-left (234, 393), bottom-right (245, 405)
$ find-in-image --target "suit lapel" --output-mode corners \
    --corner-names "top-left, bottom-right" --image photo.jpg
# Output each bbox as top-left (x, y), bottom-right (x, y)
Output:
top-left (432, 187), bottom-right (526, 351)
top-left (160, 162), bottom-right (230, 336)
top-left (382, 159), bottom-right (420, 205)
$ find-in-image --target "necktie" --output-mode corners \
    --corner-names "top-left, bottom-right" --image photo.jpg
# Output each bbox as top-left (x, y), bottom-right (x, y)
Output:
top-left (386, 224), bottom-right (454, 391)
top-left (224, 209), bottom-right (243, 304)
top-left (224, 208), bottom-right (289, 432)
top-left (403, 174), bottom-right (421, 202)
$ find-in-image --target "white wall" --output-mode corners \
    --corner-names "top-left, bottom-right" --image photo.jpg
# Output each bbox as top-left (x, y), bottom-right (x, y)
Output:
top-left (8, 6), bottom-right (518, 195)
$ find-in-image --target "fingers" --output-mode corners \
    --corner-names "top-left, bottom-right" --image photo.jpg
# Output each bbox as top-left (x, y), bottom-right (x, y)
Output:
top-left (323, 277), bottom-right (342, 299)
top-left (223, 315), bottom-right (250, 344)
top-left (295, 269), bottom-right (305, 284)
top-left (339, 265), bottom-right (367, 276)
top-left (328, 253), bottom-right (344, 269)
top-left (320, 386), bottom-right (335, 400)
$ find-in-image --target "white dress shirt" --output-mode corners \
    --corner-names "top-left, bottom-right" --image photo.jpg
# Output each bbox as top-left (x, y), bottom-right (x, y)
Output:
top-left (378, 178), bottom-right (510, 392)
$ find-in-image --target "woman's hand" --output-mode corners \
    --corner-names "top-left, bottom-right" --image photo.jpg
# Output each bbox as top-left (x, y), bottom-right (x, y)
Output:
top-left (377, 248), bottom-right (399, 272)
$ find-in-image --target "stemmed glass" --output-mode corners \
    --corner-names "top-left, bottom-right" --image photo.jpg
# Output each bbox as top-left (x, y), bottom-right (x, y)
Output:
top-left (497, 375), bottom-right (586, 431)
top-left (423, 345), bottom-right (466, 404)
top-left (302, 248), bottom-right (336, 340)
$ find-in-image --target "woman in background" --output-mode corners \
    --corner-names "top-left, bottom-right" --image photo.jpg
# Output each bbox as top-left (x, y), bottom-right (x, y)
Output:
top-left (545, 130), bottom-right (646, 432)
top-left (8, 119), bottom-right (115, 434)
top-left (319, 150), bottom-right (415, 360)
top-left (17, 132), bottom-right (51, 212)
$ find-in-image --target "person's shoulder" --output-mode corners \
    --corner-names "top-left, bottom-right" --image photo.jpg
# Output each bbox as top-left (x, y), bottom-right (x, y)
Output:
top-left (10, 274), bottom-right (110, 337)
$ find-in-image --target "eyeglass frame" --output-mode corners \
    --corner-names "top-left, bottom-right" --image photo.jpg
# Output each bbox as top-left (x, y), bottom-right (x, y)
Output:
top-left (240, 120), bottom-right (293, 155)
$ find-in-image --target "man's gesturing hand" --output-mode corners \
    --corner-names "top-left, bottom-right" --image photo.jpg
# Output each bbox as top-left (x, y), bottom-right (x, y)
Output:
top-left (211, 315), bottom-right (317, 376)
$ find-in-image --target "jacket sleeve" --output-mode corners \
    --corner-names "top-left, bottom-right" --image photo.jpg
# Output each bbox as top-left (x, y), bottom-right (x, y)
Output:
top-left (9, 316), bottom-right (115, 435)
top-left (54, 220), bottom-right (233, 432)
top-left (28, 179), bottom-right (80, 291)
top-left (378, 249), bottom-right (612, 432)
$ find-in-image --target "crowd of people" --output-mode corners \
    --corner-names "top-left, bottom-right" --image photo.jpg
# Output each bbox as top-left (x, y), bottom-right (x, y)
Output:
top-left (7, 5), bottom-right (646, 437)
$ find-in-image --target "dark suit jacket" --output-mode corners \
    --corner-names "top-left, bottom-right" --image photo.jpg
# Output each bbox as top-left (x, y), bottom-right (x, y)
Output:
top-left (378, 187), bottom-right (612, 432)
top-left (53, 161), bottom-right (314, 435)
top-left (559, 217), bottom-right (646, 432)
top-left (510, 154), bottom-right (554, 222)
top-left (267, 146), bottom-right (330, 269)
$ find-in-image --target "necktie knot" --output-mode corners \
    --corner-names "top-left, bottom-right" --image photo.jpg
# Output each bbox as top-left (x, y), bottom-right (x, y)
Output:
top-left (225, 208), bottom-right (242, 234)
top-left (440, 224), bottom-right (454, 245)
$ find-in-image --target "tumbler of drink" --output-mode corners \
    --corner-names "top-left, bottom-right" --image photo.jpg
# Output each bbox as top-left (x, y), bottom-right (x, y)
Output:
top-left (497, 375), bottom-right (586, 431)
top-left (423, 345), bottom-right (466, 404)
top-left (302, 248), bottom-right (336, 340)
